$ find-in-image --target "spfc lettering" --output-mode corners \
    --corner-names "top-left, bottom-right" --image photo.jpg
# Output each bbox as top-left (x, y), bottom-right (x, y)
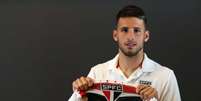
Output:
top-left (101, 83), bottom-right (122, 91)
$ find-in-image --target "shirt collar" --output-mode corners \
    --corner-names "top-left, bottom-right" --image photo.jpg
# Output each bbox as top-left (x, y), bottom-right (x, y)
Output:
top-left (108, 53), bottom-right (155, 72)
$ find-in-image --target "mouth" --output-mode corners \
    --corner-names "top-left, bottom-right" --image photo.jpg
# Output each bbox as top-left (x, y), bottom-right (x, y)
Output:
top-left (125, 43), bottom-right (137, 49)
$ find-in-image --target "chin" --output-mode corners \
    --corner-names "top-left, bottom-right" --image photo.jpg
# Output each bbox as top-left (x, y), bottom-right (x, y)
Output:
top-left (124, 51), bottom-right (138, 57)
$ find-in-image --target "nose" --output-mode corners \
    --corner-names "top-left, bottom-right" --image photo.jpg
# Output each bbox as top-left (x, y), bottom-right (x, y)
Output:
top-left (127, 29), bottom-right (135, 41)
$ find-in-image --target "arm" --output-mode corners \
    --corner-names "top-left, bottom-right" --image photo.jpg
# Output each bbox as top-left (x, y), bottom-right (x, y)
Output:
top-left (159, 70), bottom-right (181, 101)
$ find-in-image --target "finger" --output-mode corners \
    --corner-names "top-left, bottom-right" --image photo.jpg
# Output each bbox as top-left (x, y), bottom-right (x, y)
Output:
top-left (86, 77), bottom-right (94, 87)
top-left (139, 86), bottom-right (153, 100)
top-left (147, 89), bottom-right (158, 99)
top-left (72, 81), bottom-right (79, 91)
top-left (137, 84), bottom-right (147, 93)
top-left (76, 78), bottom-right (84, 90)
top-left (80, 77), bottom-right (88, 90)
top-left (143, 87), bottom-right (154, 100)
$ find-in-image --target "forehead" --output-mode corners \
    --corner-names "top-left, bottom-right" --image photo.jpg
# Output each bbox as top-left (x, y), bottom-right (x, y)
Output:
top-left (117, 17), bottom-right (145, 28)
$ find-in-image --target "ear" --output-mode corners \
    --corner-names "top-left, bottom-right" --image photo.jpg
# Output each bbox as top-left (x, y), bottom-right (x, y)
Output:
top-left (144, 30), bottom-right (150, 42)
top-left (113, 30), bottom-right (118, 42)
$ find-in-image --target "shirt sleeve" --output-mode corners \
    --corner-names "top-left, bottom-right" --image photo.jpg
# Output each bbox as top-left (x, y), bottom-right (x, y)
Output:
top-left (68, 91), bottom-right (82, 101)
top-left (160, 70), bottom-right (181, 101)
top-left (68, 68), bottom-right (95, 101)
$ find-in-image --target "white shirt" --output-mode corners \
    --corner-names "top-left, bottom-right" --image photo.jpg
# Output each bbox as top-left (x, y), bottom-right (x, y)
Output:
top-left (68, 54), bottom-right (181, 101)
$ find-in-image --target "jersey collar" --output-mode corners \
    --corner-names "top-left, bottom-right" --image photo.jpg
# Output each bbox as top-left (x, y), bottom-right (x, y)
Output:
top-left (108, 53), bottom-right (155, 73)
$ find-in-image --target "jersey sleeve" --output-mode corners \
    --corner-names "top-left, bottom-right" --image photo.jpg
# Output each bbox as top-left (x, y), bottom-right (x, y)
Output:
top-left (160, 70), bottom-right (181, 101)
top-left (87, 67), bottom-right (96, 79)
top-left (68, 91), bottom-right (82, 101)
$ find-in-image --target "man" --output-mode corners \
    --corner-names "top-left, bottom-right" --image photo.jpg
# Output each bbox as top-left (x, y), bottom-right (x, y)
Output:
top-left (69, 5), bottom-right (181, 101)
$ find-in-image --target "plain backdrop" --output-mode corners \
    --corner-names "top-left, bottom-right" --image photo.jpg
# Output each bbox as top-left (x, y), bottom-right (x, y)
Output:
top-left (0, 0), bottom-right (200, 101)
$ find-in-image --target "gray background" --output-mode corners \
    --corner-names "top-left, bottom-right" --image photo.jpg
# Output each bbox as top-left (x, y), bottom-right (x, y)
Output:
top-left (0, 0), bottom-right (200, 101)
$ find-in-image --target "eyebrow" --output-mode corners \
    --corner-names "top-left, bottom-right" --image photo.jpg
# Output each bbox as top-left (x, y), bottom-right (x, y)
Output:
top-left (119, 26), bottom-right (141, 29)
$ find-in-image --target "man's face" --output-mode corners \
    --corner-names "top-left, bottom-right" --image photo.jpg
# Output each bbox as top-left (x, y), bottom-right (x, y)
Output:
top-left (113, 17), bottom-right (149, 57)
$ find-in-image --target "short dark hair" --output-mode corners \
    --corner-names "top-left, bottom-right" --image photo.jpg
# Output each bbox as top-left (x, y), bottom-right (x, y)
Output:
top-left (116, 5), bottom-right (147, 29)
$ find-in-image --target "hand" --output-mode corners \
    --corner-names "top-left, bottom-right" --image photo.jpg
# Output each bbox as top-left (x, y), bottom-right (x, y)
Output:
top-left (136, 84), bottom-right (158, 101)
top-left (72, 76), bottom-right (94, 91)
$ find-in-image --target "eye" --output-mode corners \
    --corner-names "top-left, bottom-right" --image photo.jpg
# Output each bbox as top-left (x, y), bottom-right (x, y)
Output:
top-left (121, 27), bottom-right (128, 33)
top-left (133, 28), bottom-right (141, 33)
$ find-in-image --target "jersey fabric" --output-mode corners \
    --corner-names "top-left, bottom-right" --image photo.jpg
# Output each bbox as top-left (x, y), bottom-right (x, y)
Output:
top-left (79, 82), bottom-right (142, 101)
top-left (68, 54), bottom-right (181, 101)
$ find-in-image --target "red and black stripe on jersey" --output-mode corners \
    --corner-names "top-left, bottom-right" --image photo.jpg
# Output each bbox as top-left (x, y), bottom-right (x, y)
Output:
top-left (79, 82), bottom-right (142, 101)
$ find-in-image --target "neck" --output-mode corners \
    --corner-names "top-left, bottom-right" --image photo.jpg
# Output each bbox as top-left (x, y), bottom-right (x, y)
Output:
top-left (118, 50), bottom-right (144, 78)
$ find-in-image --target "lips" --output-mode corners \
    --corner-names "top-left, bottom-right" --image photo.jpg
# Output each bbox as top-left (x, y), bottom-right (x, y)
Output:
top-left (125, 43), bottom-right (136, 49)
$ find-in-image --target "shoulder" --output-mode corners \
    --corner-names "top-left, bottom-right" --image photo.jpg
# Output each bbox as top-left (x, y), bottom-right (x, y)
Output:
top-left (87, 59), bottom-right (115, 80)
top-left (142, 54), bottom-right (175, 80)
top-left (155, 61), bottom-right (173, 74)
top-left (90, 59), bottom-right (112, 72)
top-left (90, 54), bottom-right (118, 72)
top-left (148, 60), bottom-right (181, 101)
top-left (148, 58), bottom-right (176, 81)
